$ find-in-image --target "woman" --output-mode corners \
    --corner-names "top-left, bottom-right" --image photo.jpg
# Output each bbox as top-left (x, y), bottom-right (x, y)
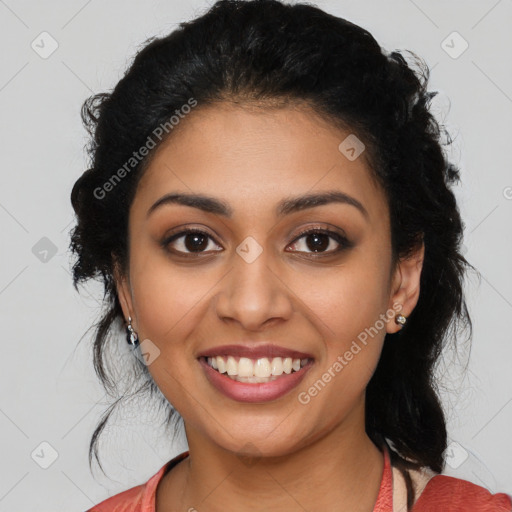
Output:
top-left (70, 0), bottom-right (512, 510)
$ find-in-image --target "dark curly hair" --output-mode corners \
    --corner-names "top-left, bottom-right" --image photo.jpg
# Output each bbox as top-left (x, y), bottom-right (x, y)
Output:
top-left (69, 0), bottom-right (474, 508)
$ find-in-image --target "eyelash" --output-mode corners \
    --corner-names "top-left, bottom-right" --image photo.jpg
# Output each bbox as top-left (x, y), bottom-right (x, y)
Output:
top-left (161, 226), bottom-right (352, 259)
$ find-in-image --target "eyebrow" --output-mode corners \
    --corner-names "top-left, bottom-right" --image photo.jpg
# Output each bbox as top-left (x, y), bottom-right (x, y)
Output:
top-left (147, 190), bottom-right (369, 220)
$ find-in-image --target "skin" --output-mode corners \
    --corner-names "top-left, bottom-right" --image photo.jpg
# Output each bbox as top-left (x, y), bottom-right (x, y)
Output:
top-left (115, 102), bottom-right (425, 511)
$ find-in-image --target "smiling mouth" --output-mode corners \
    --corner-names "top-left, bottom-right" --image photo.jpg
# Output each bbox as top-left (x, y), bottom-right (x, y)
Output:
top-left (199, 355), bottom-right (313, 383)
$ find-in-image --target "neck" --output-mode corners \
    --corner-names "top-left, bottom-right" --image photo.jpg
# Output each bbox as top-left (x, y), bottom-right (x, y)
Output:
top-left (157, 409), bottom-right (384, 511)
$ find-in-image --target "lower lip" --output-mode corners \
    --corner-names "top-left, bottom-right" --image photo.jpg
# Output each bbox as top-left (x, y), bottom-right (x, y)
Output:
top-left (198, 357), bottom-right (314, 403)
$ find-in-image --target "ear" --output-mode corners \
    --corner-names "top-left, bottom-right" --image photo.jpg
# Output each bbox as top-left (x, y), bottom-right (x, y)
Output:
top-left (113, 256), bottom-right (136, 328)
top-left (386, 239), bottom-right (425, 334)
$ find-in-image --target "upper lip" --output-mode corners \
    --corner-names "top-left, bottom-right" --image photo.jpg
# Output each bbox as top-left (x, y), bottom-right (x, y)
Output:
top-left (196, 344), bottom-right (314, 360)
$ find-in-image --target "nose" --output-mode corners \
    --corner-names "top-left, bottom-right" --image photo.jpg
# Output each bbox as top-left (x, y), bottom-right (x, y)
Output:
top-left (214, 246), bottom-right (294, 331)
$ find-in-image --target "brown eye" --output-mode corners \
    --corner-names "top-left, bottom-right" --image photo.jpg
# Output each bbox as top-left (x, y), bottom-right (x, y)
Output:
top-left (162, 229), bottom-right (222, 255)
top-left (287, 228), bottom-right (352, 255)
top-left (161, 226), bottom-right (352, 259)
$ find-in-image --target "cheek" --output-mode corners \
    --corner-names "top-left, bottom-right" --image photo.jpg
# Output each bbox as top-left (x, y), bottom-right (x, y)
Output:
top-left (128, 257), bottom-right (205, 412)
top-left (298, 251), bottom-right (389, 400)
top-left (301, 256), bottom-right (390, 342)
top-left (296, 275), bottom-right (387, 428)
top-left (128, 245), bottom-right (214, 345)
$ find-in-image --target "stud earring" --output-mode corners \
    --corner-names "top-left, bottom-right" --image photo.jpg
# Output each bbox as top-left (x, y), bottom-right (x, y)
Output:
top-left (126, 316), bottom-right (139, 347)
top-left (395, 312), bottom-right (407, 327)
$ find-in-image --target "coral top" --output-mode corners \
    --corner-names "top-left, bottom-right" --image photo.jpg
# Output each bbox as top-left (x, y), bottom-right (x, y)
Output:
top-left (87, 445), bottom-right (512, 511)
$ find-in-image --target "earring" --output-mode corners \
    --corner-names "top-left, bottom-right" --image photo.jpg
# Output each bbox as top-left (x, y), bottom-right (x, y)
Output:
top-left (126, 316), bottom-right (139, 347)
top-left (395, 312), bottom-right (407, 327)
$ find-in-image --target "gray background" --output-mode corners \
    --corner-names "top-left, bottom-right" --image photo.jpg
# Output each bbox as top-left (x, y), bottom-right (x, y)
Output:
top-left (0, 0), bottom-right (511, 510)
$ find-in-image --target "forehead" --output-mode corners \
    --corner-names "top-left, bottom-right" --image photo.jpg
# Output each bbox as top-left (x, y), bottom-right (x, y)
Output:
top-left (133, 102), bottom-right (387, 222)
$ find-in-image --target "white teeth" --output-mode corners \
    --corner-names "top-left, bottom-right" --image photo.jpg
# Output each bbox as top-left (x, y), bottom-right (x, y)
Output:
top-left (217, 356), bottom-right (226, 374)
top-left (227, 374), bottom-right (281, 383)
top-left (254, 358), bottom-right (271, 378)
top-left (238, 357), bottom-right (254, 377)
top-left (270, 357), bottom-right (283, 375)
top-left (205, 355), bottom-right (310, 378)
top-left (226, 356), bottom-right (238, 376)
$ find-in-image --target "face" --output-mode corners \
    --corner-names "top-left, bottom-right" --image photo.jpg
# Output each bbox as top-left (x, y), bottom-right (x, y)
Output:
top-left (116, 102), bottom-right (423, 458)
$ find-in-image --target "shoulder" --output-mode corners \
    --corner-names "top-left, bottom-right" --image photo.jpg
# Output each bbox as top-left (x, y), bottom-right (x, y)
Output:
top-left (413, 474), bottom-right (512, 511)
top-left (87, 454), bottom-right (176, 512)
top-left (86, 483), bottom-right (145, 512)
top-left (85, 451), bottom-right (190, 512)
